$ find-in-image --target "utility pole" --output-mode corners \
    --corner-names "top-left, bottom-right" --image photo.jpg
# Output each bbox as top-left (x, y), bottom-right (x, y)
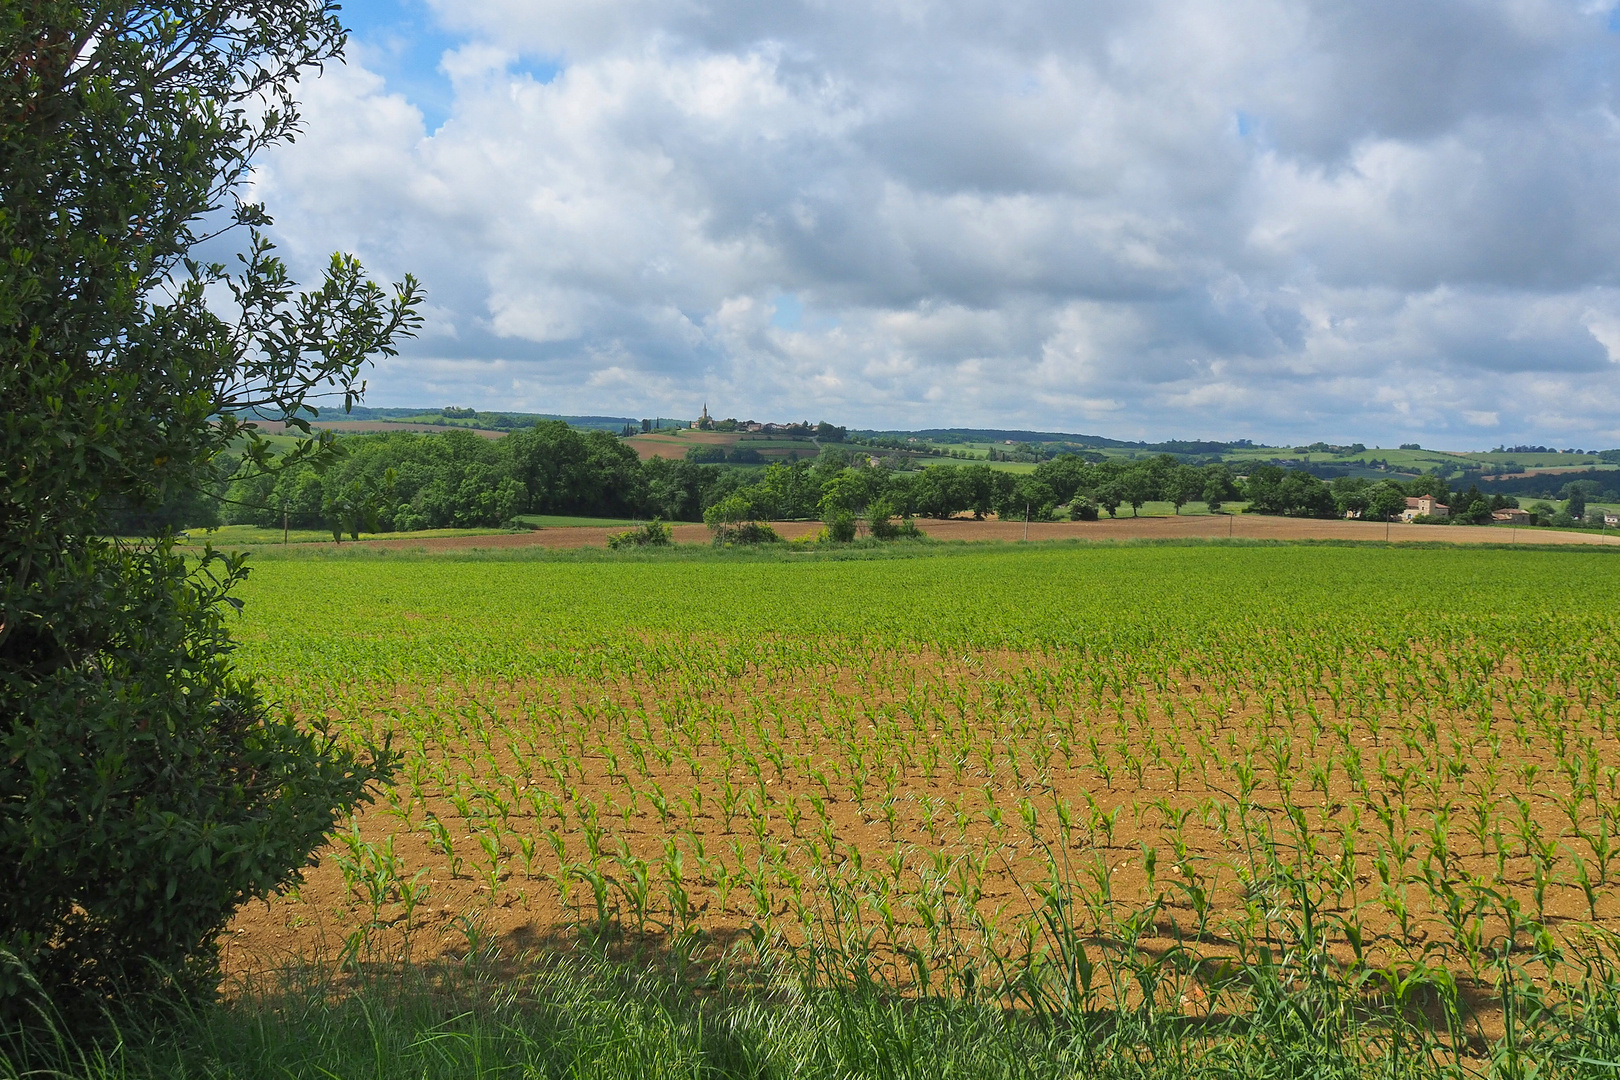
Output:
top-left (282, 506), bottom-right (289, 545)
top-left (1023, 503), bottom-right (1030, 542)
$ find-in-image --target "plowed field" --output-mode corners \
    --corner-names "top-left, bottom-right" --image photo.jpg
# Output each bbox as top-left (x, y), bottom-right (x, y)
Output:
top-left (276, 514), bottom-right (1618, 553)
top-left (221, 544), bottom-right (1620, 1037)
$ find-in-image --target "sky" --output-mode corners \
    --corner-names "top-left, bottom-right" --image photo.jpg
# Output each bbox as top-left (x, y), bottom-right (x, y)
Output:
top-left (248, 0), bottom-right (1620, 447)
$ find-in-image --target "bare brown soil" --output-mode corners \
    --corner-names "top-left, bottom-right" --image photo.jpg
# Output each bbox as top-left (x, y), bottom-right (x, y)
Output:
top-left (622, 431), bottom-right (731, 460)
top-left (333, 513), bottom-right (1619, 553)
top-left (222, 632), bottom-right (1620, 1042)
top-left (623, 431), bottom-right (817, 462)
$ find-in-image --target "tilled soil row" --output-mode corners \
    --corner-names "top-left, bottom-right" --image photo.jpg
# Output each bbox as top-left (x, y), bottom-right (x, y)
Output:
top-left (302, 514), bottom-right (1617, 553)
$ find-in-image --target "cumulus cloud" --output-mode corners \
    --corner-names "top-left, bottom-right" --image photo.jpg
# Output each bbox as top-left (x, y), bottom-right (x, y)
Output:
top-left (250, 0), bottom-right (1620, 444)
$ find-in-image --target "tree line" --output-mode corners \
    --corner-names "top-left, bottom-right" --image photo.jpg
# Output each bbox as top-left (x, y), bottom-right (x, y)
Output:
top-left (213, 435), bottom-right (1252, 537)
top-left (156, 430), bottom-right (1564, 541)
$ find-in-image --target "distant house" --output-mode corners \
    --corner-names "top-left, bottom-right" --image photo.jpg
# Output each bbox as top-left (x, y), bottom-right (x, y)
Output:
top-left (1401, 495), bottom-right (1449, 521)
top-left (1606, 511), bottom-right (1620, 528)
top-left (1492, 507), bottom-right (1531, 524)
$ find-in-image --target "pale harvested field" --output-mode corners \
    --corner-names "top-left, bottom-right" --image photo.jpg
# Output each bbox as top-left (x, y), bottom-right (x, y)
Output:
top-left (313, 420), bottom-right (507, 438)
top-left (344, 513), bottom-right (1618, 552)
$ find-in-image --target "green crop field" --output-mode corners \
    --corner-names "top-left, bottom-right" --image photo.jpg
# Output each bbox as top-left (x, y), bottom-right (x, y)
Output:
top-left (78, 540), bottom-right (1605, 1078)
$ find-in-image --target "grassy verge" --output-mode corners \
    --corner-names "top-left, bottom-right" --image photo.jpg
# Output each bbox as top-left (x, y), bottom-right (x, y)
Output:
top-left (8, 927), bottom-right (1620, 1079)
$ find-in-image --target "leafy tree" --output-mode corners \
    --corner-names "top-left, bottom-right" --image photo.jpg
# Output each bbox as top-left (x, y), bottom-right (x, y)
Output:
top-left (1096, 479), bottom-right (1125, 518)
top-left (1278, 471), bottom-right (1336, 517)
top-left (913, 465), bottom-right (966, 519)
top-left (1202, 465), bottom-right (1237, 513)
top-left (1450, 484), bottom-right (1490, 525)
top-left (1242, 465), bottom-right (1288, 514)
top-left (641, 458), bottom-right (724, 522)
top-left (1032, 455), bottom-right (1094, 504)
top-left (1167, 464), bottom-right (1204, 514)
top-left (1244, 466), bottom-right (1334, 517)
top-left (960, 464), bottom-right (1013, 519)
top-left (753, 461), bottom-right (817, 519)
top-left (810, 447), bottom-right (852, 488)
top-left (1119, 464), bottom-right (1157, 517)
top-left (1142, 454), bottom-right (1180, 502)
top-left (1330, 477), bottom-right (1371, 518)
top-left (1366, 482), bottom-right (1409, 522)
top-left (703, 493), bottom-right (754, 531)
top-left (684, 444), bottom-right (728, 464)
top-left (1566, 486), bottom-right (1588, 522)
top-left (1, 0), bottom-right (419, 1018)
top-left (1407, 474), bottom-right (1451, 503)
top-left (320, 472), bottom-right (393, 541)
top-left (817, 471), bottom-right (869, 516)
top-left (996, 477), bottom-right (1057, 522)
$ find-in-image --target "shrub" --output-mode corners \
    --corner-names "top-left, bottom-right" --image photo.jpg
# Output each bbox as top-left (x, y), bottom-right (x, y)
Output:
top-left (2, 548), bottom-right (395, 1018)
top-left (0, 0), bottom-right (417, 1022)
top-left (867, 500), bottom-right (921, 540)
top-left (607, 519), bottom-right (673, 549)
top-left (1069, 499), bottom-right (1100, 521)
top-left (704, 495), bottom-right (779, 545)
top-left (712, 521), bottom-right (781, 546)
top-left (684, 446), bottom-right (728, 464)
top-left (824, 510), bottom-right (858, 543)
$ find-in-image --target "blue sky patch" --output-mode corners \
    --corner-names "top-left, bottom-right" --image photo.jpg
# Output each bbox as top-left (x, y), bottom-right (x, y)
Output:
top-left (336, 0), bottom-right (463, 131)
top-left (771, 293), bottom-right (803, 331)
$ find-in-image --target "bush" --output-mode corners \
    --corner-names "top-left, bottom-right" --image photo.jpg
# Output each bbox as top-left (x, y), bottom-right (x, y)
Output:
top-left (0, 0), bottom-right (416, 1023)
top-left (824, 510), bottom-right (858, 543)
top-left (1, 545), bottom-right (395, 1021)
top-left (606, 519), bottom-right (672, 549)
top-left (1069, 499), bottom-right (1099, 521)
top-left (712, 521), bottom-right (781, 546)
top-left (867, 500), bottom-right (921, 540)
top-left (684, 445), bottom-right (728, 464)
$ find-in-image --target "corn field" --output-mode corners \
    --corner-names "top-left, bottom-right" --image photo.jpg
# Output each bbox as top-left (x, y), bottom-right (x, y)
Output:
top-left (225, 543), bottom-right (1620, 1068)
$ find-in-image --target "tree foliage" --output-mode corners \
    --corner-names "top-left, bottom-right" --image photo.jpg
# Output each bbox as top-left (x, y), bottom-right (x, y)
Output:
top-left (1, 0), bottom-right (419, 1018)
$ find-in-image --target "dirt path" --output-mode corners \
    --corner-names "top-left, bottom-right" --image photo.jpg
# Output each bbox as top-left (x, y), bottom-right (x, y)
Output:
top-left (337, 514), bottom-right (1617, 552)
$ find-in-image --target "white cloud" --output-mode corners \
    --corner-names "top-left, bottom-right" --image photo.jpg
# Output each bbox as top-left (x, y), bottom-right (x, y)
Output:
top-left (252, 0), bottom-right (1620, 445)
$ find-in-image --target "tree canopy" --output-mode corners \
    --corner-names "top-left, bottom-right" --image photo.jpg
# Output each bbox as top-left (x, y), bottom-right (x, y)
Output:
top-left (1, 0), bottom-right (419, 1018)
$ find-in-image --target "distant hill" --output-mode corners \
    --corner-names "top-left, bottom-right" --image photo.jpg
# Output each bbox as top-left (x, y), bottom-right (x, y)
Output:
top-left (857, 427), bottom-right (1264, 454)
top-left (319, 407), bottom-right (688, 432)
